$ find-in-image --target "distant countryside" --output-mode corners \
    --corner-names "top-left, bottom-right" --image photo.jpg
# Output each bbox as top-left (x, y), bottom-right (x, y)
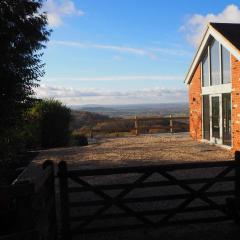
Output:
top-left (71, 103), bottom-right (189, 138)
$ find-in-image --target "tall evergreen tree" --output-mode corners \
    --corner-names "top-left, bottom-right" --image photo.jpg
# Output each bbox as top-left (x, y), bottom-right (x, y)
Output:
top-left (0, 0), bottom-right (50, 158)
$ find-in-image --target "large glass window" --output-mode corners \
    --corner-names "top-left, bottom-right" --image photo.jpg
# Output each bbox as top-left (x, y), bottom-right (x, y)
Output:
top-left (202, 39), bottom-right (231, 86)
top-left (222, 46), bottom-right (231, 84)
top-left (202, 53), bottom-right (209, 87)
top-left (210, 40), bottom-right (220, 85)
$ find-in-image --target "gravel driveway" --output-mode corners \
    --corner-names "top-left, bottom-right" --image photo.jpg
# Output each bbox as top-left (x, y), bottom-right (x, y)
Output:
top-left (33, 133), bottom-right (238, 240)
top-left (36, 133), bottom-right (233, 168)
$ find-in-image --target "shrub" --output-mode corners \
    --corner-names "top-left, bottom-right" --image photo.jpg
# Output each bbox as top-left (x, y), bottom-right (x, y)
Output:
top-left (27, 99), bottom-right (72, 149)
top-left (72, 133), bottom-right (88, 146)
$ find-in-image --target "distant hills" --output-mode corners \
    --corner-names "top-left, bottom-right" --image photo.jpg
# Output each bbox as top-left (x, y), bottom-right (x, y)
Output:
top-left (70, 102), bottom-right (189, 118)
top-left (70, 103), bottom-right (189, 136)
top-left (71, 111), bottom-right (109, 129)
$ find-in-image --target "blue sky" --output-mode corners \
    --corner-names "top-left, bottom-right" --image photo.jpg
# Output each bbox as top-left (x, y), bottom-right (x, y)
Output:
top-left (37, 0), bottom-right (240, 105)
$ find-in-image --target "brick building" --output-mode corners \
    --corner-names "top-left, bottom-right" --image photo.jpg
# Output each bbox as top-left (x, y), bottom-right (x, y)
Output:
top-left (185, 23), bottom-right (240, 151)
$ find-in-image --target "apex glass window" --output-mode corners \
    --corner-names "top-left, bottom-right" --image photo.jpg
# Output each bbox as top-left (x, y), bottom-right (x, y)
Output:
top-left (201, 39), bottom-right (231, 87)
top-left (202, 53), bottom-right (209, 87)
top-left (210, 40), bottom-right (220, 85)
top-left (222, 45), bottom-right (231, 84)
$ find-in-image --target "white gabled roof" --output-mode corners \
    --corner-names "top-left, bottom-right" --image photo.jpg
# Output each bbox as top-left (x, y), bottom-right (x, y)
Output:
top-left (185, 23), bottom-right (240, 84)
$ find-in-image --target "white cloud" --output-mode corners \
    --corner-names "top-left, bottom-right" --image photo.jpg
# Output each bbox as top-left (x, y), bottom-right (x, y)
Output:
top-left (50, 40), bottom-right (157, 59)
top-left (44, 75), bottom-right (183, 82)
top-left (50, 40), bottom-right (192, 60)
top-left (151, 47), bottom-right (192, 57)
top-left (181, 4), bottom-right (240, 47)
top-left (93, 44), bottom-right (157, 59)
top-left (113, 55), bottom-right (123, 61)
top-left (43, 0), bottom-right (85, 27)
top-left (35, 84), bottom-right (187, 105)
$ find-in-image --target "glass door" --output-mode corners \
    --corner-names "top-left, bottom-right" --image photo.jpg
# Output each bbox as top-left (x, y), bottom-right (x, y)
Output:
top-left (203, 95), bottom-right (210, 140)
top-left (211, 95), bottom-right (222, 144)
top-left (222, 93), bottom-right (231, 146)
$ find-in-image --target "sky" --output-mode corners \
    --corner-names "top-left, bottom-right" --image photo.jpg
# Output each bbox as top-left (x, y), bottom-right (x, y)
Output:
top-left (36, 0), bottom-right (240, 105)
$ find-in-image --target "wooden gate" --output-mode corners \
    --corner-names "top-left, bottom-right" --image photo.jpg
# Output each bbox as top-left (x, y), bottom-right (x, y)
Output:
top-left (58, 153), bottom-right (240, 239)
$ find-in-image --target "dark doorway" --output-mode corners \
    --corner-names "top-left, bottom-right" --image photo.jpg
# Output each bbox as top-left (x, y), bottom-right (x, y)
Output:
top-left (222, 93), bottom-right (232, 146)
top-left (212, 96), bottom-right (220, 139)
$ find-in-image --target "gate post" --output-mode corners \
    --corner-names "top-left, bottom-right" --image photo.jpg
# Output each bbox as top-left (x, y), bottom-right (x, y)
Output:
top-left (43, 160), bottom-right (57, 239)
top-left (58, 161), bottom-right (71, 240)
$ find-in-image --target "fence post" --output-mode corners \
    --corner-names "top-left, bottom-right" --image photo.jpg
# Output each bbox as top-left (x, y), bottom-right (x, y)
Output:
top-left (58, 161), bottom-right (71, 240)
top-left (90, 128), bottom-right (93, 139)
top-left (169, 114), bottom-right (173, 133)
top-left (134, 116), bottom-right (139, 136)
top-left (43, 160), bottom-right (57, 240)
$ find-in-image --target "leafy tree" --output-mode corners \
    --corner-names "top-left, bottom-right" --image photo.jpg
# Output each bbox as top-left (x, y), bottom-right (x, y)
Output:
top-left (28, 99), bottom-right (72, 148)
top-left (0, 0), bottom-right (50, 159)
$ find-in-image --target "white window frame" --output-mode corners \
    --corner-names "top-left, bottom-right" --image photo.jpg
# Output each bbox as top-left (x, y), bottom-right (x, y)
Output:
top-left (210, 94), bottom-right (222, 145)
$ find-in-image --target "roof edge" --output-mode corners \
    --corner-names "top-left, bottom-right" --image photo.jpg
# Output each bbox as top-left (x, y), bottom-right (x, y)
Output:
top-left (184, 23), bottom-right (240, 85)
top-left (184, 24), bottom-right (210, 84)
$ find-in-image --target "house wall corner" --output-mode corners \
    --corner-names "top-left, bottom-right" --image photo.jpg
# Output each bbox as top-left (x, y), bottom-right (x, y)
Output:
top-left (231, 55), bottom-right (240, 152)
top-left (188, 64), bottom-right (202, 141)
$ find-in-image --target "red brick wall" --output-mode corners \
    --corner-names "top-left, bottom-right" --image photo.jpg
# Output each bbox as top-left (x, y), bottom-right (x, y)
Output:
top-left (189, 64), bottom-right (202, 140)
top-left (231, 55), bottom-right (240, 151)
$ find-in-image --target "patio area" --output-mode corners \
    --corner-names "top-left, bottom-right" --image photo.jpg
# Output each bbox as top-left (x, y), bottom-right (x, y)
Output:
top-left (35, 133), bottom-right (233, 169)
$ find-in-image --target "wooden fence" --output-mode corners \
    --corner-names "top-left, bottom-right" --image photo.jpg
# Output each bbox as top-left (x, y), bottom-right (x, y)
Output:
top-left (58, 153), bottom-right (240, 239)
top-left (90, 115), bottom-right (189, 137)
top-left (132, 115), bottom-right (188, 135)
top-left (0, 161), bottom-right (57, 240)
